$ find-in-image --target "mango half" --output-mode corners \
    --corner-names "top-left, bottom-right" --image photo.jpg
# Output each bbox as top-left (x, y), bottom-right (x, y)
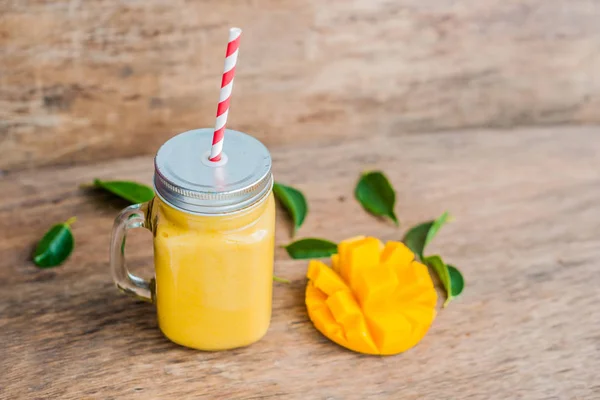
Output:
top-left (305, 237), bottom-right (437, 355)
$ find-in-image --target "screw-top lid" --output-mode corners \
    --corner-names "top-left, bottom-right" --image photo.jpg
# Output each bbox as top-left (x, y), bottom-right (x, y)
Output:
top-left (154, 128), bottom-right (272, 214)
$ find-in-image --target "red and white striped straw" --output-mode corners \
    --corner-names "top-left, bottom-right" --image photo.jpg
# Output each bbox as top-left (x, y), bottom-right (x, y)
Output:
top-left (209, 27), bottom-right (242, 162)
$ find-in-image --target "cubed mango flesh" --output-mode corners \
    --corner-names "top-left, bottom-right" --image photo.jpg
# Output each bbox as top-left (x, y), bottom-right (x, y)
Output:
top-left (337, 236), bottom-right (366, 278)
top-left (305, 237), bottom-right (438, 355)
top-left (354, 263), bottom-right (398, 307)
top-left (307, 260), bottom-right (350, 296)
top-left (381, 241), bottom-right (414, 268)
top-left (365, 309), bottom-right (413, 355)
top-left (340, 237), bottom-right (382, 291)
top-left (331, 254), bottom-right (340, 274)
top-left (345, 316), bottom-right (379, 354)
top-left (305, 282), bottom-right (328, 311)
top-left (326, 290), bottom-right (362, 325)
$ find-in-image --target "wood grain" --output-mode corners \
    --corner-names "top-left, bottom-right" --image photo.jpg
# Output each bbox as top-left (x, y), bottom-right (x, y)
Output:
top-left (1, 126), bottom-right (599, 399)
top-left (2, 0), bottom-right (600, 170)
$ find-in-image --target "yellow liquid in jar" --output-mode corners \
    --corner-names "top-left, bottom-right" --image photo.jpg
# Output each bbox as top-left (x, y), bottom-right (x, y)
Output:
top-left (153, 194), bottom-right (275, 350)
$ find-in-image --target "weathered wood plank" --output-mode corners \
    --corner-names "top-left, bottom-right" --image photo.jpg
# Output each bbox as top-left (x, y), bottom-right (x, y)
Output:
top-left (1, 126), bottom-right (599, 399)
top-left (2, 0), bottom-right (600, 170)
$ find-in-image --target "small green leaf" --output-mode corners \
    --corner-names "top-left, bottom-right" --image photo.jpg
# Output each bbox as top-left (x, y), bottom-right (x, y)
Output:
top-left (273, 275), bottom-right (291, 284)
top-left (354, 171), bottom-right (398, 226)
top-left (284, 238), bottom-right (338, 259)
top-left (447, 265), bottom-right (465, 298)
top-left (403, 211), bottom-right (451, 259)
top-left (33, 217), bottom-right (76, 268)
top-left (273, 182), bottom-right (308, 237)
top-left (424, 255), bottom-right (464, 307)
top-left (92, 179), bottom-right (154, 204)
top-left (426, 211), bottom-right (451, 249)
top-left (403, 222), bottom-right (432, 259)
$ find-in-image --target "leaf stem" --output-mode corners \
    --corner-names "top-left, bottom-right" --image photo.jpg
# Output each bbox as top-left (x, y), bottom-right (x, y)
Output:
top-left (273, 275), bottom-right (291, 284)
top-left (64, 216), bottom-right (77, 226)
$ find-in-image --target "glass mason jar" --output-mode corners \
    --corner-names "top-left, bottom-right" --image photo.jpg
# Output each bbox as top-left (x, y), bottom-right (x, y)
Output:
top-left (110, 128), bottom-right (275, 351)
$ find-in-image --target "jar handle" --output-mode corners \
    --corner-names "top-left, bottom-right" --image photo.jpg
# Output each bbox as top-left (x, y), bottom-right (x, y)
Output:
top-left (109, 202), bottom-right (154, 303)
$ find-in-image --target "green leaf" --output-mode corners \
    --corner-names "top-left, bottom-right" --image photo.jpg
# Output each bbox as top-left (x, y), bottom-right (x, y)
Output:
top-left (92, 179), bottom-right (154, 204)
top-left (424, 255), bottom-right (464, 307)
top-left (33, 217), bottom-right (76, 268)
top-left (273, 182), bottom-right (308, 237)
top-left (273, 275), bottom-right (291, 284)
top-left (403, 211), bottom-right (451, 259)
top-left (284, 238), bottom-right (338, 259)
top-left (354, 171), bottom-right (398, 226)
top-left (424, 255), bottom-right (450, 300)
top-left (403, 222), bottom-right (432, 259)
top-left (447, 265), bottom-right (465, 298)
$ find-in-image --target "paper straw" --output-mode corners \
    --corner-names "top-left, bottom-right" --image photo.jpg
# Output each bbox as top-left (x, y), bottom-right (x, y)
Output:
top-left (209, 27), bottom-right (242, 162)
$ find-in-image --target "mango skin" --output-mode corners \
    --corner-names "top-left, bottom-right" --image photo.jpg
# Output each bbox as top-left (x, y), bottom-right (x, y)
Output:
top-left (305, 238), bottom-right (437, 355)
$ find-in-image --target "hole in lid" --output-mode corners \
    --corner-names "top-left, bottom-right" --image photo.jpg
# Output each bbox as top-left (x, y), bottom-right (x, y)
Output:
top-left (201, 151), bottom-right (228, 167)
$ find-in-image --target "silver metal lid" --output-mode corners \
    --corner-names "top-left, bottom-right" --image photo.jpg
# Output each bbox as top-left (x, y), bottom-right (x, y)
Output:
top-left (154, 128), bottom-right (272, 214)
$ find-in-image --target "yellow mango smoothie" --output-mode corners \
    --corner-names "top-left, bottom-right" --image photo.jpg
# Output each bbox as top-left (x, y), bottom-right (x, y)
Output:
top-left (153, 193), bottom-right (275, 350)
top-left (110, 128), bottom-right (276, 351)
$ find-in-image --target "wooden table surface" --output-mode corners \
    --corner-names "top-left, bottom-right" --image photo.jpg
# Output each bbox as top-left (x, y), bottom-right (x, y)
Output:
top-left (1, 126), bottom-right (599, 399)
top-left (4, 0), bottom-right (600, 171)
